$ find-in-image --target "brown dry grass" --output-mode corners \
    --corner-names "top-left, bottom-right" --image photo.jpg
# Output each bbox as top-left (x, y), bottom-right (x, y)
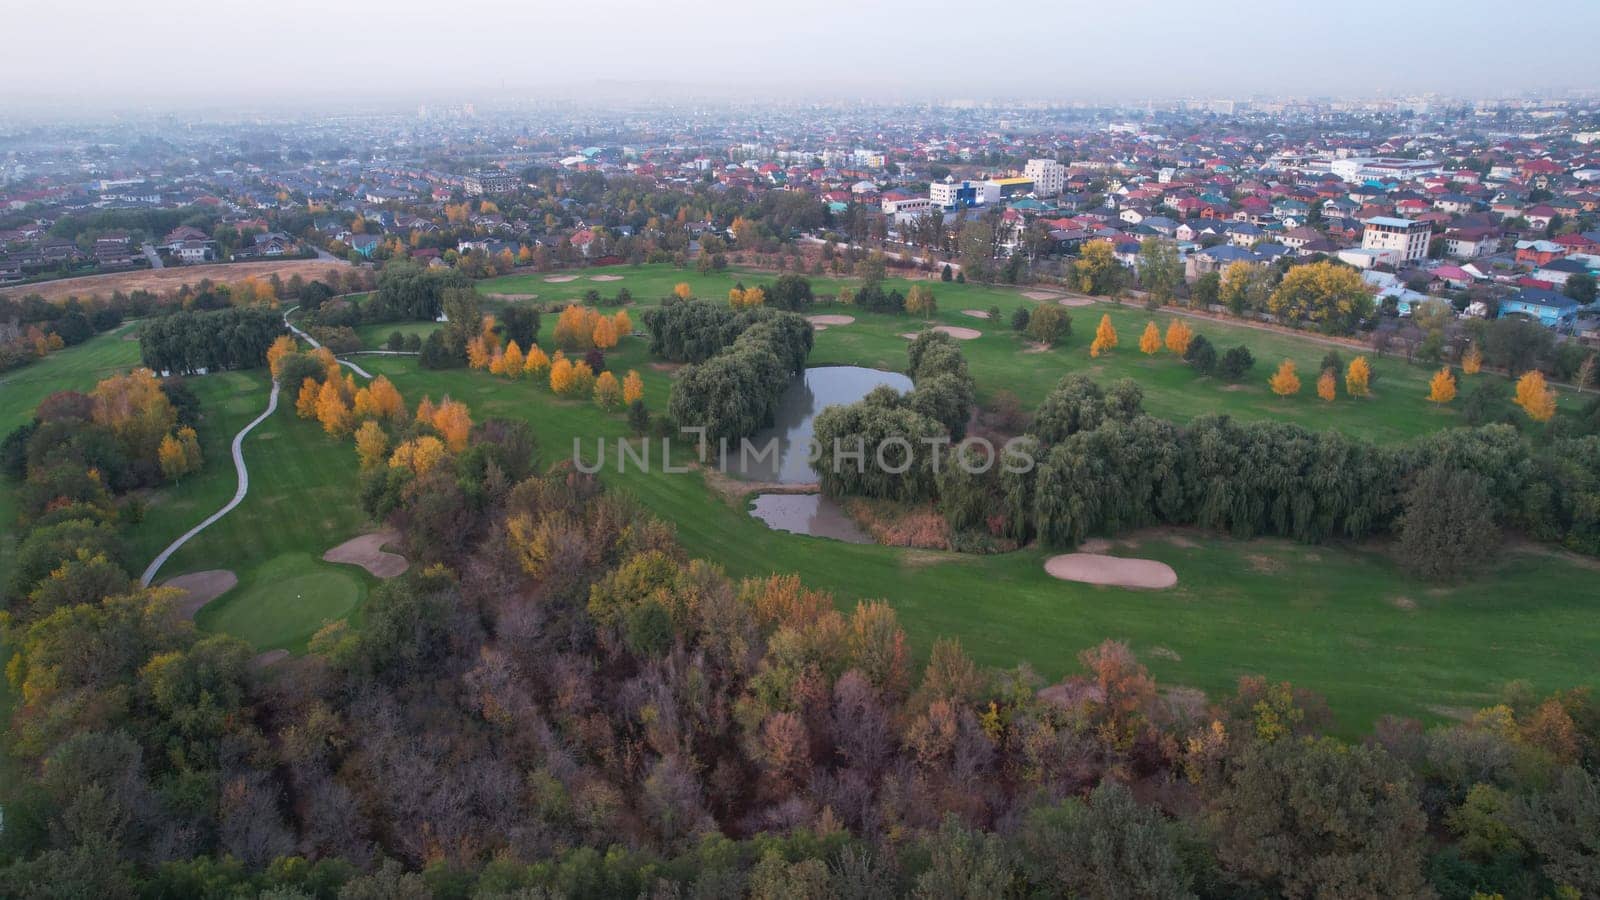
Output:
top-left (2, 259), bottom-right (354, 302)
top-left (841, 498), bottom-right (950, 549)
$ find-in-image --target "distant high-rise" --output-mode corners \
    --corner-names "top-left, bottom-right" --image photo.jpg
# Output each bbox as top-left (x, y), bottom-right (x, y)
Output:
top-left (1023, 158), bottom-right (1065, 197)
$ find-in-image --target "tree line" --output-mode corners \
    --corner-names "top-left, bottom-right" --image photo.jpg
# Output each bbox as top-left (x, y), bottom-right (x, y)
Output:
top-left (138, 306), bottom-right (284, 375)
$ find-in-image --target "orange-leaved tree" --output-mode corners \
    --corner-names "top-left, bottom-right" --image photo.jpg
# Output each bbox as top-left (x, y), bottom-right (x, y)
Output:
top-left (1164, 319), bottom-right (1193, 355)
top-left (1269, 359), bottom-right (1300, 397)
top-left (623, 370), bottom-right (644, 405)
top-left (1317, 368), bottom-right (1337, 402)
top-left (1427, 368), bottom-right (1457, 404)
top-left (1461, 344), bottom-right (1482, 375)
top-left (354, 420), bottom-right (389, 470)
top-left (1089, 314), bottom-right (1118, 357)
top-left (1139, 321), bottom-right (1161, 355)
top-left (1514, 370), bottom-right (1557, 422)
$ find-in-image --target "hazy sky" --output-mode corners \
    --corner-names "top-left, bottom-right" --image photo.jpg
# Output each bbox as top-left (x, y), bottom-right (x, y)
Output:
top-left (10, 0), bottom-right (1599, 110)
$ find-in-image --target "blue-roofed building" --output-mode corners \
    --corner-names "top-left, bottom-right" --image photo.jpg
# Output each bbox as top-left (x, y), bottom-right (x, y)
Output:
top-left (1498, 288), bottom-right (1584, 328)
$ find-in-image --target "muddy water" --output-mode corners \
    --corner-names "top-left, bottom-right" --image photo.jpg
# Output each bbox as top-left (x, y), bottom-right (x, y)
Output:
top-left (748, 493), bottom-right (872, 543)
top-left (723, 366), bottom-right (913, 483)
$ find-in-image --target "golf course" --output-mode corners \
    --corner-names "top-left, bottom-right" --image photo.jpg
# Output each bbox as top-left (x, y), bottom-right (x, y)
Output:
top-left (4, 262), bottom-right (1597, 735)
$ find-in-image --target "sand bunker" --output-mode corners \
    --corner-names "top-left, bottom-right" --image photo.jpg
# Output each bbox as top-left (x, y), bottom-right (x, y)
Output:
top-left (162, 570), bottom-right (239, 619)
top-left (961, 309), bottom-right (991, 319)
top-left (253, 649), bottom-right (289, 667)
top-left (485, 292), bottom-right (538, 301)
top-left (807, 314), bottom-right (855, 326)
top-left (1058, 296), bottom-right (1095, 307)
top-left (932, 325), bottom-right (981, 340)
top-left (1044, 553), bottom-right (1177, 589)
top-left (1023, 291), bottom-right (1063, 301)
top-left (813, 324), bottom-right (828, 331)
top-left (323, 530), bottom-right (409, 578)
top-left (543, 274), bottom-right (579, 283)
top-left (589, 274), bottom-right (623, 282)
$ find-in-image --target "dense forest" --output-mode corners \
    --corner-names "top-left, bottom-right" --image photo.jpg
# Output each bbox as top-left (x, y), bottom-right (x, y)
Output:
top-left (3, 373), bottom-right (1599, 898)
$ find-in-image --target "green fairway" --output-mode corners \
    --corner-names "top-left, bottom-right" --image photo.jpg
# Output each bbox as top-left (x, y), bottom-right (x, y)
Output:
top-left (479, 263), bottom-right (1584, 445)
top-left (358, 344), bottom-right (1600, 734)
top-left (194, 552), bottom-right (368, 651)
top-left (354, 320), bottom-right (439, 349)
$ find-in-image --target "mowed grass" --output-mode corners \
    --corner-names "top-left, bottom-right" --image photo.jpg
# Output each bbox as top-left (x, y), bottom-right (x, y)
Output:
top-left (195, 552), bottom-right (367, 652)
top-left (361, 348), bottom-right (1600, 734)
top-left (481, 263), bottom-right (1586, 444)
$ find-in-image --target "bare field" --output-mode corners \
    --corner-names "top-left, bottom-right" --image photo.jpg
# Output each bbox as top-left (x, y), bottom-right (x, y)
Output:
top-left (1, 258), bottom-right (354, 302)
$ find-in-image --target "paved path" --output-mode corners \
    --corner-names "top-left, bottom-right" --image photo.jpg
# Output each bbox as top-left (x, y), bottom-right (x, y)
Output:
top-left (140, 308), bottom-right (379, 586)
top-left (141, 243), bottom-right (164, 269)
top-left (283, 308), bottom-right (374, 378)
top-left (141, 380), bottom-right (279, 586)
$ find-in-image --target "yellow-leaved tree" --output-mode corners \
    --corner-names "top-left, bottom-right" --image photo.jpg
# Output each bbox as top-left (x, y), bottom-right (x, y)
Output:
top-left (906, 284), bottom-right (937, 317)
top-left (524, 345), bottom-right (551, 379)
top-left (429, 398), bottom-right (473, 452)
top-left (549, 356), bottom-right (575, 395)
top-left (614, 310), bottom-right (632, 337)
top-left (315, 378), bottom-right (351, 436)
top-left (593, 371), bottom-right (622, 410)
top-left (1514, 370), bottom-right (1557, 421)
top-left (389, 435), bottom-right (446, 475)
top-left (1269, 359), bottom-right (1301, 397)
top-left (354, 420), bottom-right (389, 470)
top-left (570, 361), bottom-right (596, 398)
top-left (1139, 321), bottom-right (1161, 355)
top-left (296, 377), bottom-right (321, 419)
top-left (623, 370), bottom-right (644, 405)
top-left (1345, 355), bottom-right (1372, 397)
top-left (674, 282), bottom-right (692, 300)
top-left (500, 341), bottom-right (526, 378)
top-left (159, 433), bottom-right (189, 481)
top-left (1427, 368), bottom-right (1457, 404)
top-left (1089, 314), bottom-right (1118, 357)
top-left (266, 335), bottom-right (297, 378)
top-left (1164, 319), bottom-right (1193, 355)
top-left (1317, 368), bottom-right (1337, 402)
top-left (592, 316), bottom-right (619, 350)
top-left (1461, 344), bottom-right (1482, 375)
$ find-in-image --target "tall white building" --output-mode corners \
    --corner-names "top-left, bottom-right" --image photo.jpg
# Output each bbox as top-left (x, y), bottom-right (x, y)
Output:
top-left (1361, 216), bottom-right (1431, 264)
top-left (1023, 158), bottom-right (1065, 197)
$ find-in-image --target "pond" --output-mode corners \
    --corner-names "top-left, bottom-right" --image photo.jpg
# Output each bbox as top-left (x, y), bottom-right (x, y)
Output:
top-left (747, 493), bottom-right (873, 543)
top-left (722, 365), bottom-right (913, 484)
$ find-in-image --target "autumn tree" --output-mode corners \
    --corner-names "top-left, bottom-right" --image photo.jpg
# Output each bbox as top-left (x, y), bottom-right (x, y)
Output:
top-left (315, 378), bottom-right (351, 436)
top-left (1089, 314), bottom-right (1118, 357)
top-left (593, 371), bottom-right (623, 410)
top-left (906, 284), bottom-right (937, 317)
top-left (1026, 304), bottom-right (1071, 346)
top-left (1317, 368), bottom-right (1337, 402)
top-left (296, 377), bottom-right (320, 419)
top-left (570, 361), bottom-right (596, 398)
top-left (1075, 240), bottom-right (1124, 296)
top-left (1164, 319), bottom-right (1193, 355)
top-left (623, 370), bottom-right (644, 405)
top-left (1345, 355), bottom-right (1372, 397)
top-left (90, 368), bottom-right (177, 467)
top-left (429, 398), bottom-right (472, 452)
top-left (389, 435), bottom-right (446, 475)
top-left (1138, 321), bottom-right (1160, 355)
top-left (158, 433), bottom-right (188, 480)
top-left (1268, 359), bottom-right (1300, 397)
top-left (592, 316), bottom-right (619, 350)
top-left (549, 356), bottom-right (575, 395)
top-left (1514, 370), bottom-right (1557, 422)
top-left (1461, 344), bottom-right (1483, 375)
top-left (673, 282), bottom-right (692, 300)
top-left (354, 420), bottom-right (389, 470)
top-left (1267, 260), bottom-right (1373, 335)
top-left (524, 344), bottom-right (551, 379)
top-left (1428, 367), bottom-right (1457, 404)
top-left (1219, 261), bottom-right (1274, 318)
top-left (266, 335), bottom-right (297, 378)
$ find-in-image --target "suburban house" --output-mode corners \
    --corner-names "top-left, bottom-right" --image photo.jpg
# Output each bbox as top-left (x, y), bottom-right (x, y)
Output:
top-left (1443, 226), bottom-right (1500, 259)
top-left (1498, 287), bottom-right (1585, 328)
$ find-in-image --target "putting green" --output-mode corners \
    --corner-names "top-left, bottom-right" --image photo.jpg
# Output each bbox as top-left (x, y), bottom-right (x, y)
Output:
top-left (194, 552), bottom-right (369, 651)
